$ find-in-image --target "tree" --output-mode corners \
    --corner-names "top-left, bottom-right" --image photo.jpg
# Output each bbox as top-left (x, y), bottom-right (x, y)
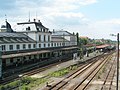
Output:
top-left (76, 32), bottom-right (79, 46)
top-left (80, 38), bottom-right (89, 45)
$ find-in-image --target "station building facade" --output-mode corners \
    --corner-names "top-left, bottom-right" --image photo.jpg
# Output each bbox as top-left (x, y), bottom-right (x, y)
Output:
top-left (0, 19), bottom-right (78, 70)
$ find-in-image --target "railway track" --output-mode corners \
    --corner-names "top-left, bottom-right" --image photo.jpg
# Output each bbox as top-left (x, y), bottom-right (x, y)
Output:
top-left (0, 61), bottom-right (67, 85)
top-left (0, 52), bottom-right (104, 85)
top-left (0, 52), bottom-right (115, 90)
top-left (101, 54), bottom-right (116, 90)
top-left (72, 53), bottom-right (113, 90)
top-left (42, 52), bottom-right (113, 90)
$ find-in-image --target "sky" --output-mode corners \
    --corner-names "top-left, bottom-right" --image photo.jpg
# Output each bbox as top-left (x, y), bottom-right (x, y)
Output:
top-left (0, 0), bottom-right (120, 40)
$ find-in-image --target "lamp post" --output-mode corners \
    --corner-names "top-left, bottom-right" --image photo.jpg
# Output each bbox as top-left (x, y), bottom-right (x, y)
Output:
top-left (110, 33), bottom-right (119, 90)
top-left (19, 74), bottom-right (23, 90)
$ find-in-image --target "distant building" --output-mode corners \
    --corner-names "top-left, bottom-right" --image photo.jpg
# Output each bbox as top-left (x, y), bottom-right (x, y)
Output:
top-left (52, 30), bottom-right (77, 46)
top-left (80, 36), bottom-right (89, 39)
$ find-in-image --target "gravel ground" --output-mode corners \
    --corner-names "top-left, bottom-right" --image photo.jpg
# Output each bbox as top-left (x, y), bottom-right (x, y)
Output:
top-left (86, 53), bottom-right (120, 90)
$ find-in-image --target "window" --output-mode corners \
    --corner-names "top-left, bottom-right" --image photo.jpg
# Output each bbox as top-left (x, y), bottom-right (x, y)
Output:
top-left (9, 45), bottom-right (13, 50)
top-left (43, 53), bottom-right (46, 57)
top-left (23, 44), bottom-right (26, 49)
top-left (51, 43), bottom-right (53, 47)
top-left (28, 44), bottom-right (31, 49)
top-left (39, 44), bottom-right (41, 48)
top-left (2, 45), bottom-right (6, 51)
top-left (43, 29), bottom-right (45, 32)
top-left (54, 43), bottom-right (56, 47)
top-left (10, 59), bottom-right (13, 63)
top-left (48, 35), bottom-right (50, 42)
top-left (17, 59), bottom-right (20, 62)
top-left (39, 35), bottom-right (41, 41)
top-left (16, 45), bottom-right (20, 50)
top-left (62, 43), bottom-right (65, 46)
top-left (44, 35), bottom-right (46, 42)
top-left (44, 44), bottom-right (46, 47)
top-left (33, 44), bottom-right (36, 48)
top-left (48, 43), bottom-right (50, 47)
top-left (39, 54), bottom-right (42, 58)
top-left (29, 56), bottom-right (31, 59)
top-left (60, 43), bottom-right (61, 46)
top-left (34, 55), bottom-right (37, 59)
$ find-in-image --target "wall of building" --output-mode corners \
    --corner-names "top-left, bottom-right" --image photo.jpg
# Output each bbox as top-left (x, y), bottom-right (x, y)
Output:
top-left (1, 43), bottom-right (36, 51)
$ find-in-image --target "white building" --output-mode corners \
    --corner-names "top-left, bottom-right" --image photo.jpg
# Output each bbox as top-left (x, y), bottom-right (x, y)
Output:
top-left (0, 19), bottom-right (78, 71)
top-left (52, 30), bottom-right (77, 46)
top-left (16, 19), bottom-right (51, 49)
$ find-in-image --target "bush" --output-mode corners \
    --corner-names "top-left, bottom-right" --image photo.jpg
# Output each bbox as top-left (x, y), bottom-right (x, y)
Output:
top-left (0, 85), bottom-right (5, 90)
top-left (22, 86), bottom-right (30, 90)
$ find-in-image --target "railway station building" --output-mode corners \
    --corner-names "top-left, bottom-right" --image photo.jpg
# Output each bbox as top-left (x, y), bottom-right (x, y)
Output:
top-left (0, 19), bottom-right (78, 71)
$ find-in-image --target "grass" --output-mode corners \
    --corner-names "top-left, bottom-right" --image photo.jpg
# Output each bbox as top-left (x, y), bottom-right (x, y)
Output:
top-left (0, 76), bottom-right (48, 90)
top-left (49, 65), bottom-right (78, 77)
top-left (49, 68), bottom-right (69, 77)
top-left (96, 64), bottom-right (106, 79)
top-left (0, 65), bottom-right (78, 90)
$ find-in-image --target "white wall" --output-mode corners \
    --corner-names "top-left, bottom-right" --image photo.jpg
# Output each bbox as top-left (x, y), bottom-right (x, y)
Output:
top-left (16, 24), bottom-right (36, 31)
top-left (0, 43), bottom-right (36, 51)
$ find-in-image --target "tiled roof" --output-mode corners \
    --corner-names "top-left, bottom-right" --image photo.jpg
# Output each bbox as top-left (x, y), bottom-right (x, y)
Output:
top-left (80, 36), bottom-right (89, 39)
top-left (0, 32), bottom-right (27, 38)
top-left (51, 36), bottom-right (69, 42)
top-left (96, 44), bottom-right (110, 49)
top-left (52, 31), bottom-right (73, 36)
top-left (0, 32), bottom-right (35, 43)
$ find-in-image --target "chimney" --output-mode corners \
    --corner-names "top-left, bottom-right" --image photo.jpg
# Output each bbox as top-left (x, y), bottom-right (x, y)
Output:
top-left (53, 29), bottom-right (55, 33)
top-left (38, 20), bottom-right (40, 22)
top-left (33, 19), bottom-right (36, 22)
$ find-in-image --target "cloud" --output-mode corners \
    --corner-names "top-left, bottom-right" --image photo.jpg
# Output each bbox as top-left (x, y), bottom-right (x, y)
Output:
top-left (12, 0), bottom-right (98, 14)
top-left (82, 19), bottom-right (120, 40)
top-left (79, 0), bottom-right (98, 5)
top-left (6, 0), bottom-right (92, 29)
top-left (0, 0), bottom-right (98, 19)
top-left (98, 19), bottom-right (120, 25)
top-left (2, 0), bottom-right (113, 40)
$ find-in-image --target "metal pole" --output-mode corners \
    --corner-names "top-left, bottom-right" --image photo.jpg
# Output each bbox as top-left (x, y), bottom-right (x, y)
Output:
top-left (0, 46), bottom-right (2, 79)
top-left (117, 33), bottom-right (119, 90)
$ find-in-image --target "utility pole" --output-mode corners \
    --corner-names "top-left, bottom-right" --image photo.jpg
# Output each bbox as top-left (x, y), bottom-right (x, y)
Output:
top-left (110, 33), bottom-right (119, 90)
top-left (0, 46), bottom-right (2, 79)
top-left (117, 33), bottom-right (119, 90)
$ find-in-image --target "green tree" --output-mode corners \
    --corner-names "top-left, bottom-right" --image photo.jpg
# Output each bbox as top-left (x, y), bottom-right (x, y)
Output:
top-left (76, 32), bottom-right (80, 46)
top-left (80, 38), bottom-right (88, 45)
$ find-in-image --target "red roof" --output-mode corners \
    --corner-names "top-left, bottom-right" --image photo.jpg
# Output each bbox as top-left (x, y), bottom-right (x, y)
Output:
top-left (96, 44), bottom-right (110, 49)
top-left (84, 44), bottom-right (95, 47)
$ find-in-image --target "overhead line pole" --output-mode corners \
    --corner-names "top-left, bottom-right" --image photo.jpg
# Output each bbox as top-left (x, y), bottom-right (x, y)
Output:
top-left (117, 33), bottom-right (119, 90)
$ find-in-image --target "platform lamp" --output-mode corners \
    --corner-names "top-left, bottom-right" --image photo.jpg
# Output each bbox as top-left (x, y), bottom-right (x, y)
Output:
top-left (0, 46), bottom-right (2, 79)
top-left (110, 33), bottom-right (119, 90)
